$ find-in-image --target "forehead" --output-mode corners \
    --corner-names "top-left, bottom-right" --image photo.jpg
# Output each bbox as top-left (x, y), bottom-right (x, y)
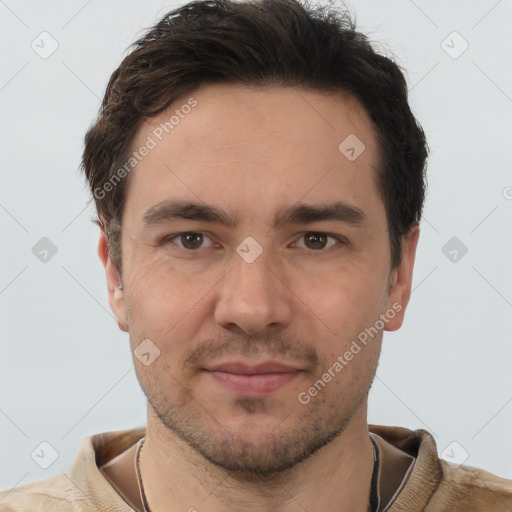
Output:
top-left (148, 83), bottom-right (378, 156)
top-left (123, 83), bottom-right (384, 229)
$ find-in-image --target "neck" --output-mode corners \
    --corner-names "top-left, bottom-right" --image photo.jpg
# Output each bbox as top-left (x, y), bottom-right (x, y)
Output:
top-left (139, 404), bottom-right (375, 512)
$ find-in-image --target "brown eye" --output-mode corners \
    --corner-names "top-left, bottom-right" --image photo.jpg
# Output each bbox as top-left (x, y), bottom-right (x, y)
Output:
top-left (180, 232), bottom-right (204, 249)
top-left (165, 232), bottom-right (214, 250)
top-left (294, 232), bottom-right (341, 252)
top-left (304, 232), bottom-right (328, 249)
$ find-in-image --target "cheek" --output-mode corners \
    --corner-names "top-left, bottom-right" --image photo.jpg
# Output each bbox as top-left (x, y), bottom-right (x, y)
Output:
top-left (295, 259), bottom-right (388, 338)
top-left (125, 256), bottom-right (217, 347)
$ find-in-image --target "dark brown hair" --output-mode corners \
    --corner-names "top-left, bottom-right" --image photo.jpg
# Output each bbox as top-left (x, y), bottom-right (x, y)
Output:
top-left (81, 0), bottom-right (428, 276)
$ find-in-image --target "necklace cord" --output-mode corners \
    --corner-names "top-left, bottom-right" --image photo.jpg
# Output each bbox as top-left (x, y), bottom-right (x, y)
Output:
top-left (369, 436), bottom-right (381, 512)
top-left (136, 436), bottom-right (151, 512)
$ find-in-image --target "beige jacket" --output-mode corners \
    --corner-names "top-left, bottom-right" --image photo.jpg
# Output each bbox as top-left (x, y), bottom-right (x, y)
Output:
top-left (1, 425), bottom-right (511, 511)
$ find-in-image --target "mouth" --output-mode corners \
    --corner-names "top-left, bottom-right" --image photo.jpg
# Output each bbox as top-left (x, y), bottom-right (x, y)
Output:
top-left (202, 360), bottom-right (304, 395)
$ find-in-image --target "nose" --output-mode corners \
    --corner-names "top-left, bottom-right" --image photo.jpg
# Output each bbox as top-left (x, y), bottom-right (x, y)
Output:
top-left (214, 246), bottom-right (293, 335)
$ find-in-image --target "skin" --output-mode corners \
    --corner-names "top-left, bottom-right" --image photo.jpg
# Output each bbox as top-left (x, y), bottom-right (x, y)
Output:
top-left (98, 83), bottom-right (419, 512)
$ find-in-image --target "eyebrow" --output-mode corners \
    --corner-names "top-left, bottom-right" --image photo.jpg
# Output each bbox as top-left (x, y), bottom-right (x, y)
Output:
top-left (142, 200), bottom-right (367, 229)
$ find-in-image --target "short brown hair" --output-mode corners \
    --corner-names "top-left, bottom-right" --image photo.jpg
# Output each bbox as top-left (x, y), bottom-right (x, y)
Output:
top-left (81, 0), bottom-right (428, 276)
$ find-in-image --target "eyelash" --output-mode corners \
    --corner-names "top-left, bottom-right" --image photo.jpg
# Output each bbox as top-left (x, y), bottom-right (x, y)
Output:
top-left (162, 232), bottom-right (346, 253)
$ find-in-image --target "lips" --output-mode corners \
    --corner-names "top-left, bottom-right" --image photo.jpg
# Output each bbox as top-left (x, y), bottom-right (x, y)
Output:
top-left (203, 360), bottom-right (302, 394)
top-left (206, 361), bottom-right (301, 374)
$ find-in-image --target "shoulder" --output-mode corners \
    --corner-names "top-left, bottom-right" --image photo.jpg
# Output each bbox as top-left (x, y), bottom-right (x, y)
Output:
top-left (0, 426), bottom-right (145, 512)
top-left (0, 472), bottom-right (88, 511)
top-left (426, 460), bottom-right (512, 511)
top-left (368, 424), bottom-right (512, 512)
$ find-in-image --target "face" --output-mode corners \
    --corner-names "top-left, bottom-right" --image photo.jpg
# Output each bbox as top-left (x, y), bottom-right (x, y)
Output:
top-left (99, 84), bottom-right (418, 475)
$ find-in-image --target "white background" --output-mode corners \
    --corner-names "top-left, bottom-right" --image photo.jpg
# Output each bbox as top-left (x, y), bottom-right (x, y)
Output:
top-left (1, 0), bottom-right (511, 492)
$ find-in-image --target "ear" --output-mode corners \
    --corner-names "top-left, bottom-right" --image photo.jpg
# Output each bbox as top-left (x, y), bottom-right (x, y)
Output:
top-left (97, 228), bottom-right (128, 332)
top-left (384, 224), bottom-right (420, 332)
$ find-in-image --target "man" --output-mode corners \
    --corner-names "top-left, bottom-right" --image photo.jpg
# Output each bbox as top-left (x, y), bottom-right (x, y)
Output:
top-left (1, 0), bottom-right (511, 510)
